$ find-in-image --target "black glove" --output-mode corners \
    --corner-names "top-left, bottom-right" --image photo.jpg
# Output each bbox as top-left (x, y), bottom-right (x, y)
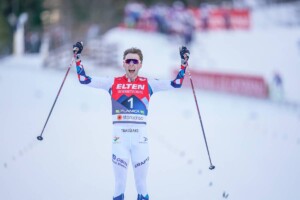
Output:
top-left (179, 46), bottom-right (190, 66)
top-left (73, 41), bottom-right (83, 54)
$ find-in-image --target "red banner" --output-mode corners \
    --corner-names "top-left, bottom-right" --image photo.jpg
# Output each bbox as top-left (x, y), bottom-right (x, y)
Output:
top-left (191, 8), bottom-right (251, 31)
top-left (176, 70), bottom-right (268, 98)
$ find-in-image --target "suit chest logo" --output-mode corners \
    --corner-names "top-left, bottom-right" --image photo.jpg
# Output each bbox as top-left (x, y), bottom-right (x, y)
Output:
top-left (116, 83), bottom-right (145, 90)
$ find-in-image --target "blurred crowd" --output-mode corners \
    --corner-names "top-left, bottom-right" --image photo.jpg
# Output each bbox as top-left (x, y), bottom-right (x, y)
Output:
top-left (122, 1), bottom-right (196, 45)
top-left (121, 1), bottom-right (252, 45)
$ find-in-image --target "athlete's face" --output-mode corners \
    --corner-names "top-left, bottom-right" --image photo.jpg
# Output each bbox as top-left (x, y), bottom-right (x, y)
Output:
top-left (123, 53), bottom-right (142, 81)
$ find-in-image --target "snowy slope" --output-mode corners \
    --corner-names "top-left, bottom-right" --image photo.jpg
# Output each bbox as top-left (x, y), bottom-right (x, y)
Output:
top-left (102, 27), bottom-right (300, 104)
top-left (1, 11), bottom-right (300, 200)
top-left (0, 50), bottom-right (300, 200)
top-left (191, 28), bottom-right (300, 104)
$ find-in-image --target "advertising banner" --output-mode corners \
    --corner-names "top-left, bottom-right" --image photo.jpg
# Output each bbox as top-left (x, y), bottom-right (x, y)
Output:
top-left (177, 69), bottom-right (268, 98)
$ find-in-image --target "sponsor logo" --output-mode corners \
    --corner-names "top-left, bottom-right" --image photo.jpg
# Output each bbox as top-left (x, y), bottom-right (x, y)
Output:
top-left (135, 157), bottom-right (149, 168)
top-left (139, 137), bottom-right (148, 144)
top-left (123, 115), bottom-right (144, 120)
top-left (116, 83), bottom-right (145, 90)
top-left (121, 128), bottom-right (139, 133)
top-left (116, 115), bottom-right (144, 121)
top-left (113, 136), bottom-right (120, 143)
top-left (112, 154), bottom-right (128, 168)
top-left (116, 109), bottom-right (143, 114)
top-left (117, 115), bottom-right (122, 120)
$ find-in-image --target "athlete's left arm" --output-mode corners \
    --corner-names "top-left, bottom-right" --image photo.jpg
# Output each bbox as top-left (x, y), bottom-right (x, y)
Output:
top-left (171, 65), bottom-right (187, 88)
top-left (148, 64), bottom-right (187, 94)
top-left (149, 46), bottom-right (189, 93)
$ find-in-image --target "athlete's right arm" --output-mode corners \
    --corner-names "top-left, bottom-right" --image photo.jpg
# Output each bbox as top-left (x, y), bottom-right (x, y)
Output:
top-left (73, 41), bottom-right (113, 90)
top-left (75, 59), bottom-right (113, 90)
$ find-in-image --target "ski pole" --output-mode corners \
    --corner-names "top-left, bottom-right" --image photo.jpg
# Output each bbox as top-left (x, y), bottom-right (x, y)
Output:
top-left (37, 55), bottom-right (75, 141)
top-left (186, 67), bottom-right (215, 170)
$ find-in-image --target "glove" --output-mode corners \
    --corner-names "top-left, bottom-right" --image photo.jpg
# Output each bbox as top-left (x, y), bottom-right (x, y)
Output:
top-left (179, 46), bottom-right (190, 66)
top-left (73, 41), bottom-right (83, 54)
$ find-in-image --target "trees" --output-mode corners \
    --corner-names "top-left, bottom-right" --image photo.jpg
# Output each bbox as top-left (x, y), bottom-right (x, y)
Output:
top-left (0, 0), bottom-right (44, 54)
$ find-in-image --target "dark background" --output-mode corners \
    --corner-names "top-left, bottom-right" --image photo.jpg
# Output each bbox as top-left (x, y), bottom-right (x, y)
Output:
top-left (0, 0), bottom-right (299, 55)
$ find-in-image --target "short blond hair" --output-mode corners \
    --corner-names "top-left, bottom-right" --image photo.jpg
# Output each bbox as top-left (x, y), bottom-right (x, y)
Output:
top-left (123, 47), bottom-right (143, 63)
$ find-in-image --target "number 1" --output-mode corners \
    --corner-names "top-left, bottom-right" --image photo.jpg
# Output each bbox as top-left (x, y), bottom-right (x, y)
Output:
top-left (128, 97), bottom-right (133, 108)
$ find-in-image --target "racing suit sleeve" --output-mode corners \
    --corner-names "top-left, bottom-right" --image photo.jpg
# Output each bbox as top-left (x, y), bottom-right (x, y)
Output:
top-left (148, 65), bottom-right (187, 94)
top-left (75, 59), bottom-right (113, 91)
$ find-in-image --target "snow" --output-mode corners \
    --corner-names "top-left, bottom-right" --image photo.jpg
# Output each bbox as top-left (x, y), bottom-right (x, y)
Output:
top-left (1, 7), bottom-right (300, 200)
top-left (103, 26), bottom-right (300, 104)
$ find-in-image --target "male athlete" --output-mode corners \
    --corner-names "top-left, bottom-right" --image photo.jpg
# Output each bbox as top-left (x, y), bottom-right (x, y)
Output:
top-left (73, 42), bottom-right (190, 200)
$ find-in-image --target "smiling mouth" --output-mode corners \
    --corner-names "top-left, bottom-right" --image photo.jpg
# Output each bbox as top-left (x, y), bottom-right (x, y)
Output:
top-left (129, 69), bottom-right (135, 73)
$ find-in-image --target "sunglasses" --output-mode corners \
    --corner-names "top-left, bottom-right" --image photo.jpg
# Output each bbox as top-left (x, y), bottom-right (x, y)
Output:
top-left (125, 59), bottom-right (139, 64)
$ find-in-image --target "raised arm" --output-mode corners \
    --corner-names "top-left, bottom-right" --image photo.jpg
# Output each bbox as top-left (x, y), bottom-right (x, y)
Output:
top-left (171, 46), bottom-right (190, 88)
top-left (148, 46), bottom-right (190, 93)
top-left (73, 42), bottom-right (113, 90)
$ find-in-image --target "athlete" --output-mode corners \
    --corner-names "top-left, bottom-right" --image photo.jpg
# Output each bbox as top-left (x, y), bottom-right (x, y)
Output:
top-left (73, 42), bottom-right (190, 200)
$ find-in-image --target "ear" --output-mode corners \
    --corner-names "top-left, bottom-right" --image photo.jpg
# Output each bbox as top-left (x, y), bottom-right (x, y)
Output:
top-left (122, 60), bottom-right (126, 69)
top-left (138, 62), bottom-right (142, 69)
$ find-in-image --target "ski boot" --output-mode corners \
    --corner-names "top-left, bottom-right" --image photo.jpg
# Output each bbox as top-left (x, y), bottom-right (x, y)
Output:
top-left (113, 193), bottom-right (124, 200)
top-left (137, 194), bottom-right (149, 200)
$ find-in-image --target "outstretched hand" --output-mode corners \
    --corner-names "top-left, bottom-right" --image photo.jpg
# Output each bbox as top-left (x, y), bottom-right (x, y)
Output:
top-left (179, 46), bottom-right (190, 66)
top-left (73, 41), bottom-right (83, 55)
